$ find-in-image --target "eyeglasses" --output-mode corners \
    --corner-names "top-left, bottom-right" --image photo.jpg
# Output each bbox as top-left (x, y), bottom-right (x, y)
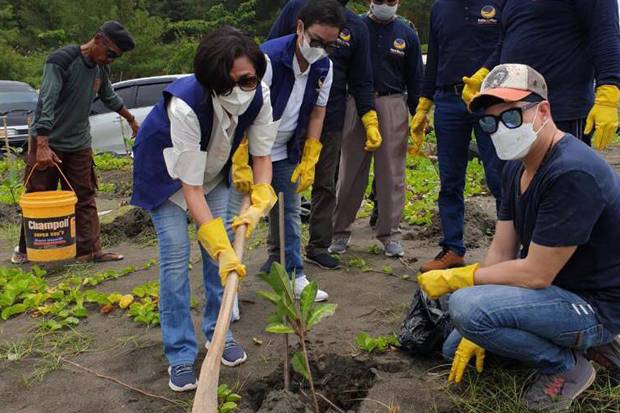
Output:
top-left (101, 36), bottom-right (122, 60)
top-left (306, 33), bottom-right (339, 54)
top-left (222, 75), bottom-right (260, 95)
top-left (478, 102), bottom-right (539, 134)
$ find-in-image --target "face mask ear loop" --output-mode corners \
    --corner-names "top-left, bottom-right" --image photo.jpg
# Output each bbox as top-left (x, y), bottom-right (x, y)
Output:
top-left (532, 104), bottom-right (551, 136)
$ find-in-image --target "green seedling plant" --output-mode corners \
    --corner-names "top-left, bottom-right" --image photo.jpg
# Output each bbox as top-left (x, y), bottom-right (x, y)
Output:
top-left (0, 147), bottom-right (25, 206)
top-left (355, 332), bottom-right (400, 354)
top-left (217, 383), bottom-right (242, 413)
top-left (258, 263), bottom-right (337, 413)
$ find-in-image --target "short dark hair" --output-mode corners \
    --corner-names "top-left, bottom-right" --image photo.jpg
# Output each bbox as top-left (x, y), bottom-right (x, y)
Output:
top-left (194, 26), bottom-right (266, 96)
top-left (298, 0), bottom-right (346, 30)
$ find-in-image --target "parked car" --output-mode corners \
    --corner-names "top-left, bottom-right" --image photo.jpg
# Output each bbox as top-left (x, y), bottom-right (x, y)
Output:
top-left (0, 80), bottom-right (38, 151)
top-left (90, 74), bottom-right (189, 154)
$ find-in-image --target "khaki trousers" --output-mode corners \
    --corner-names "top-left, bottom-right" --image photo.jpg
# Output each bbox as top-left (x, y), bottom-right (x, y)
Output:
top-left (333, 94), bottom-right (409, 243)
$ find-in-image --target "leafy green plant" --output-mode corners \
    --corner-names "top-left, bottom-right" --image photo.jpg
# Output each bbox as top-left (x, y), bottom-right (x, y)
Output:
top-left (0, 148), bottom-right (25, 205)
top-left (355, 332), bottom-right (400, 354)
top-left (93, 152), bottom-right (132, 171)
top-left (258, 263), bottom-right (337, 413)
top-left (217, 383), bottom-right (242, 413)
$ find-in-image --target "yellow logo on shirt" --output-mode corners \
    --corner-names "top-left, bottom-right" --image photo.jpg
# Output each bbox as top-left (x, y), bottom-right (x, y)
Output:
top-left (339, 29), bottom-right (351, 42)
top-left (393, 38), bottom-right (407, 50)
top-left (481, 5), bottom-right (497, 19)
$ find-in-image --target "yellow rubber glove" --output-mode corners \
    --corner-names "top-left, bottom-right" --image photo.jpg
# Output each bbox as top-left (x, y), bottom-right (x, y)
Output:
top-left (361, 110), bottom-right (383, 152)
top-left (291, 137), bottom-right (322, 193)
top-left (417, 263), bottom-right (479, 299)
top-left (409, 97), bottom-right (433, 156)
top-left (232, 183), bottom-right (277, 238)
top-left (585, 85), bottom-right (620, 151)
top-left (462, 67), bottom-right (490, 106)
top-left (231, 138), bottom-right (253, 194)
top-left (449, 338), bottom-right (485, 383)
top-left (197, 218), bottom-right (247, 286)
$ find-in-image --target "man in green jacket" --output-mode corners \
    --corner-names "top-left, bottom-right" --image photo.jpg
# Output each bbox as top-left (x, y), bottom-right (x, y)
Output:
top-left (12, 21), bottom-right (139, 264)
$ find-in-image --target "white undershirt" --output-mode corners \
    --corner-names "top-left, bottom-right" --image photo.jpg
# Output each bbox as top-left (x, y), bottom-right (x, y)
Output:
top-left (263, 53), bottom-right (333, 162)
top-left (163, 82), bottom-right (278, 210)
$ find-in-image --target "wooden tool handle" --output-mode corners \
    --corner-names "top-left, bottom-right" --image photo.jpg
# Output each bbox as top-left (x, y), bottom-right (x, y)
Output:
top-left (193, 195), bottom-right (251, 413)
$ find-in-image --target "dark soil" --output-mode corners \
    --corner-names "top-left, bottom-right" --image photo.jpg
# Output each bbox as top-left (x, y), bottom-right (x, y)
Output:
top-left (246, 353), bottom-right (376, 412)
top-left (98, 169), bottom-right (133, 198)
top-left (406, 197), bottom-right (496, 249)
top-left (100, 207), bottom-right (155, 245)
top-left (0, 202), bottom-right (20, 224)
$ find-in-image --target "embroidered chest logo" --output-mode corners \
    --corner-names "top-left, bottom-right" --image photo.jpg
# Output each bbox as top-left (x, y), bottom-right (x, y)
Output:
top-left (478, 5), bottom-right (498, 24)
top-left (337, 28), bottom-right (352, 47)
top-left (390, 38), bottom-right (406, 57)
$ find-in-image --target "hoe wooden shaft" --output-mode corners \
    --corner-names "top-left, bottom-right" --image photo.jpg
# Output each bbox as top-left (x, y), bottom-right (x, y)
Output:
top-left (193, 196), bottom-right (250, 413)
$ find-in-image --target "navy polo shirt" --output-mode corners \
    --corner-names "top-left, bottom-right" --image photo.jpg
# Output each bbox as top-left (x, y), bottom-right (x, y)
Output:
top-left (485, 0), bottom-right (620, 122)
top-left (268, 0), bottom-right (375, 132)
top-left (422, 0), bottom-right (504, 99)
top-left (363, 15), bottom-right (423, 114)
top-left (499, 136), bottom-right (620, 334)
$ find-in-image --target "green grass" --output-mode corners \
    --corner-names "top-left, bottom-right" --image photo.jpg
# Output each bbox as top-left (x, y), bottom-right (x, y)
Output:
top-left (93, 153), bottom-right (132, 172)
top-left (0, 222), bottom-right (21, 246)
top-left (446, 365), bottom-right (620, 413)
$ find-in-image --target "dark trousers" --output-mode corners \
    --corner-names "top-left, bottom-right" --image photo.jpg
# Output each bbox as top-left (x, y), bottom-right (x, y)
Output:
top-left (306, 130), bottom-right (342, 256)
top-left (556, 118), bottom-right (591, 146)
top-left (435, 91), bottom-right (504, 256)
top-left (19, 146), bottom-right (101, 257)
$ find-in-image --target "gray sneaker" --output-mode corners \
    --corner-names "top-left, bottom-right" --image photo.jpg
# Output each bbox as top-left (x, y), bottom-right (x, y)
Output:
top-left (587, 335), bottom-right (620, 386)
top-left (524, 352), bottom-right (596, 411)
top-left (384, 241), bottom-right (404, 257)
top-left (328, 237), bottom-right (349, 255)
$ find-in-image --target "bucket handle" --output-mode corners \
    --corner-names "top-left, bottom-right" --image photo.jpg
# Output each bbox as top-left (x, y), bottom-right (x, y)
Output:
top-left (24, 162), bottom-right (77, 194)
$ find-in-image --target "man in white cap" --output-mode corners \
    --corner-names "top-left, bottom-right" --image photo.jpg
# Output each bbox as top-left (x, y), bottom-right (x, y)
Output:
top-left (418, 64), bottom-right (620, 411)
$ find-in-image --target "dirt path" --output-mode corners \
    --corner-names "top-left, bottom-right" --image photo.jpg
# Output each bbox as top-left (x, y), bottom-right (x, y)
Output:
top-left (1, 144), bottom-right (619, 413)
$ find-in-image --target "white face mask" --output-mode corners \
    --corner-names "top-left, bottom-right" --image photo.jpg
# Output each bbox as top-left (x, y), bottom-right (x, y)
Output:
top-left (490, 105), bottom-right (549, 160)
top-left (217, 86), bottom-right (256, 116)
top-left (370, 2), bottom-right (398, 21)
top-left (298, 32), bottom-right (328, 64)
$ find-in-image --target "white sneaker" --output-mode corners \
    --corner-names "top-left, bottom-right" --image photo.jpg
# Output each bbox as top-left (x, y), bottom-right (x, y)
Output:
top-left (294, 275), bottom-right (328, 302)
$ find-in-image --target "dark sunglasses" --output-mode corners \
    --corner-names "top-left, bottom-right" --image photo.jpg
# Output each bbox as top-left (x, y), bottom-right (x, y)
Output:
top-left (306, 33), bottom-right (339, 54)
top-left (222, 75), bottom-right (260, 96)
top-left (478, 102), bottom-right (539, 134)
top-left (106, 48), bottom-right (121, 60)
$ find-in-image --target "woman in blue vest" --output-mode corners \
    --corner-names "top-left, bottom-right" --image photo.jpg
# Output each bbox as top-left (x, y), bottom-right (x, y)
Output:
top-left (131, 27), bottom-right (278, 392)
top-left (252, 0), bottom-right (344, 301)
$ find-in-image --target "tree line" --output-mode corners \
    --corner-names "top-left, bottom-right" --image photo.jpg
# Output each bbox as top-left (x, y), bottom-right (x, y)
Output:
top-left (0, 0), bottom-right (431, 87)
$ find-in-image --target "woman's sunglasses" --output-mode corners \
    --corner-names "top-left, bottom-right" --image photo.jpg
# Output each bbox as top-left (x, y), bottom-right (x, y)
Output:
top-left (306, 32), bottom-right (339, 54)
top-left (222, 75), bottom-right (260, 95)
top-left (478, 102), bottom-right (539, 134)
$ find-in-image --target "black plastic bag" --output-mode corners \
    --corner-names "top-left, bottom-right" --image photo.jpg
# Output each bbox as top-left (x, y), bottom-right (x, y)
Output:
top-left (398, 289), bottom-right (452, 355)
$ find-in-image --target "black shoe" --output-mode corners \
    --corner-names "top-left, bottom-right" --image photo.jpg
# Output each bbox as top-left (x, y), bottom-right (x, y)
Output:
top-left (305, 253), bottom-right (341, 270)
top-left (260, 255), bottom-right (279, 273)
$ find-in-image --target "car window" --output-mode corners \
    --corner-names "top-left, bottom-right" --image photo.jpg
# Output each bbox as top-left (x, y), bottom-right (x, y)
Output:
top-left (91, 86), bottom-right (136, 115)
top-left (135, 83), bottom-right (169, 108)
top-left (0, 89), bottom-right (38, 113)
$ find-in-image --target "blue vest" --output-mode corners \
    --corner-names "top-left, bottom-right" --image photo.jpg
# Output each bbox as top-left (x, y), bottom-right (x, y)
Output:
top-left (260, 34), bottom-right (331, 164)
top-left (131, 75), bottom-right (263, 211)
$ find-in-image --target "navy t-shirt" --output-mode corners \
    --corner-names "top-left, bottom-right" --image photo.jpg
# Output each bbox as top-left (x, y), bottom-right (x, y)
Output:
top-left (499, 136), bottom-right (620, 334)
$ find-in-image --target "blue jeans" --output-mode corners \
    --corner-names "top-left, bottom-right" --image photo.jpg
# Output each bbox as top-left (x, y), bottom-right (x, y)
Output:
top-left (442, 285), bottom-right (615, 374)
top-left (267, 160), bottom-right (304, 278)
top-left (434, 91), bottom-right (504, 255)
top-left (149, 182), bottom-right (234, 367)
